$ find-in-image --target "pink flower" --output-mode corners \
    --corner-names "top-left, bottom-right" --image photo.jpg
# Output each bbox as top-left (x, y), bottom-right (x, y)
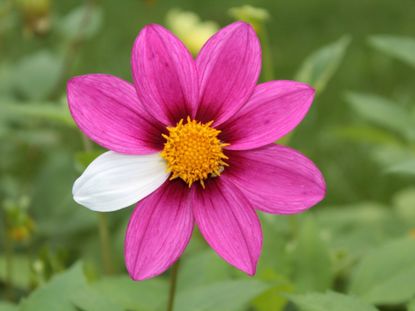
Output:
top-left (67, 22), bottom-right (326, 281)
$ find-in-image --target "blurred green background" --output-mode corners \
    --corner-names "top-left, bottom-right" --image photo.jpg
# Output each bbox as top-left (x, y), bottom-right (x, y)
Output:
top-left (1, 0), bottom-right (415, 310)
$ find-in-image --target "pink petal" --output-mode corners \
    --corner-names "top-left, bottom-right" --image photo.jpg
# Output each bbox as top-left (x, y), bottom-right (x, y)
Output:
top-left (196, 21), bottom-right (261, 125)
top-left (192, 178), bottom-right (262, 275)
top-left (124, 180), bottom-right (194, 281)
top-left (221, 81), bottom-right (315, 150)
top-left (131, 24), bottom-right (198, 125)
top-left (67, 74), bottom-right (164, 154)
top-left (225, 144), bottom-right (326, 214)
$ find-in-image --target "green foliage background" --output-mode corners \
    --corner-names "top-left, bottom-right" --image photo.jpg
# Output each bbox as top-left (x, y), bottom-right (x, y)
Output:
top-left (1, 0), bottom-right (415, 310)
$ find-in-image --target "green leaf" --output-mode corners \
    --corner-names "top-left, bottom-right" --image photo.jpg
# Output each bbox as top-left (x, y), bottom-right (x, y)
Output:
top-left (0, 63), bottom-right (14, 97)
top-left (32, 152), bottom-right (96, 238)
top-left (252, 215), bottom-right (294, 311)
top-left (175, 280), bottom-right (271, 311)
top-left (393, 188), bottom-right (415, 226)
top-left (316, 203), bottom-right (392, 232)
top-left (334, 125), bottom-right (401, 146)
top-left (178, 249), bottom-right (232, 291)
top-left (315, 202), bottom-right (400, 258)
top-left (251, 216), bottom-right (294, 311)
top-left (372, 146), bottom-right (414, 168)
top-left (292, 216), bottom-right (332, 293)
top-left (71, 287), bottom-right (124, 311)
top-left (0, 6), bottom-right (16, 34)
top-left (0, 255), bottom-right (31, 288)
top-left (92, 275), bottom-right (167, 311)
top-left (386, 159), bottom-right (415, 176)
top-left (345, 92), bottom-right (413, 137)
top-left (258, 214), bottom-right (292, 274)
top-left (408, 299), bottom-right (415, 311)
top-left (0, 302), bottom-right (18, 311)
top-left (59, 5), bottom-right (103, 40)
top-left (349, 238), bottom-right (415, 305)
top-left (20, 263), bottom-right (86, 311)
top-left (12, 51), bottom-right (63, 100)
top-left (0, 102), bottom-right (74, 127)
top-left (291, 291), bottom-right (379, 311)
top-left (295, 36), bottom-right (351, 93)
top-left (369, 35), bottom-right (415, 68)
top-left (252, 272), bottom-right (293, 311)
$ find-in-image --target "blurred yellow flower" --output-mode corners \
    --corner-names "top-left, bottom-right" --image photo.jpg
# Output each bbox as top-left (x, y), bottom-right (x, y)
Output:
top-left (229, 5), bottom-right (270, 33)
top-left (16, 0), bottom-right (50, 15)
top-left (166, 9), bottom-right (219, 55)
top-left (8, 221), bottom-right (35, 242)
top-left (16, 0), bottom-right (51, 36)
top-left (3, 196), bottom-right (35, 242)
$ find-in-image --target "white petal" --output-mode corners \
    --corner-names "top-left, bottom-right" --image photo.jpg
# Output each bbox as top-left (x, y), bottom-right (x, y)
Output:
top-left (73, 151), bottom-right (169, 212)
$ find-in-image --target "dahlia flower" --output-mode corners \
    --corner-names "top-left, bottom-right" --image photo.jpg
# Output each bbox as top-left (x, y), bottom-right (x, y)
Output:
top-left (67, 21), bottom-right (326, 281)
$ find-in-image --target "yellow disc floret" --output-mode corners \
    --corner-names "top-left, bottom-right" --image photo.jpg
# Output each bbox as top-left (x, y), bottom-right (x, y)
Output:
top-left (161, 117), bottom-right (229, 188)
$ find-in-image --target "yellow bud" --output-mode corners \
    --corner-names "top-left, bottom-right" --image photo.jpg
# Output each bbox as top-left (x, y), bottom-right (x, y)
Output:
top-left (8, 226), bottom-right (30, 242)
top-left (229, 5), bottom-right (270, 33)
top-left (166, 9), bottom-right (219, 55)
top-left (16, 0), bottom-right (51, 36)
top-left (16, 0), bottom-right (50, 16)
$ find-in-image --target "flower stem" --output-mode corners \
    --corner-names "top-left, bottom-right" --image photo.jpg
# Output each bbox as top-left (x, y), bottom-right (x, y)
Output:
top-left (5, 241), bottom-right (13, 300)
top-left (97, 212), bottom-right (114, 275)
top-left (257, 25), bottom-right (274, 82)
top-left (289, 215), bottom-right (300, 240)
top-left (81, 133), bottom-right (94, 152)
top-left (3, 216), bottom-right (14, 301)
top-left (49, 0), bottom-right (97, 99)
top-left (166, 259), bottom-right (181, 311)
top-left (80, 133), bottom-right (114, 274)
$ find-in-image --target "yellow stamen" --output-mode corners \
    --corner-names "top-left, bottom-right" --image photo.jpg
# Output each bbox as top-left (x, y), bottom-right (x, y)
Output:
top-left (161, 117), bottom-right (229, 188)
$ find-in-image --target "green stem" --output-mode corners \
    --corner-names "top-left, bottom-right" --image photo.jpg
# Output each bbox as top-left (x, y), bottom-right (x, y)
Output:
top-left (97, 212), bottom-right (114, 274)
top-left (81, 133), bottom-right (94, 152)
top-left (166, 259), bottom-right (181, 311)
top-left (49, 0), bottom-right (97, 99)
top-left (80, 133), bottom-right (114, 274)
top-left (3, 216), bottom-right (14, 301)
top-left (289, 215), bottom-right (300, 240)
top-left (257, 24), bottom-right (295, 146)
top-left (258, 25), bottom-right (274, 82)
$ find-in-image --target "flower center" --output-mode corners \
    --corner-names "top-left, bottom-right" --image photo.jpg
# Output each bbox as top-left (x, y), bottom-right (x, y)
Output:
top-left (161, 117), bottom-right (229, 188)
